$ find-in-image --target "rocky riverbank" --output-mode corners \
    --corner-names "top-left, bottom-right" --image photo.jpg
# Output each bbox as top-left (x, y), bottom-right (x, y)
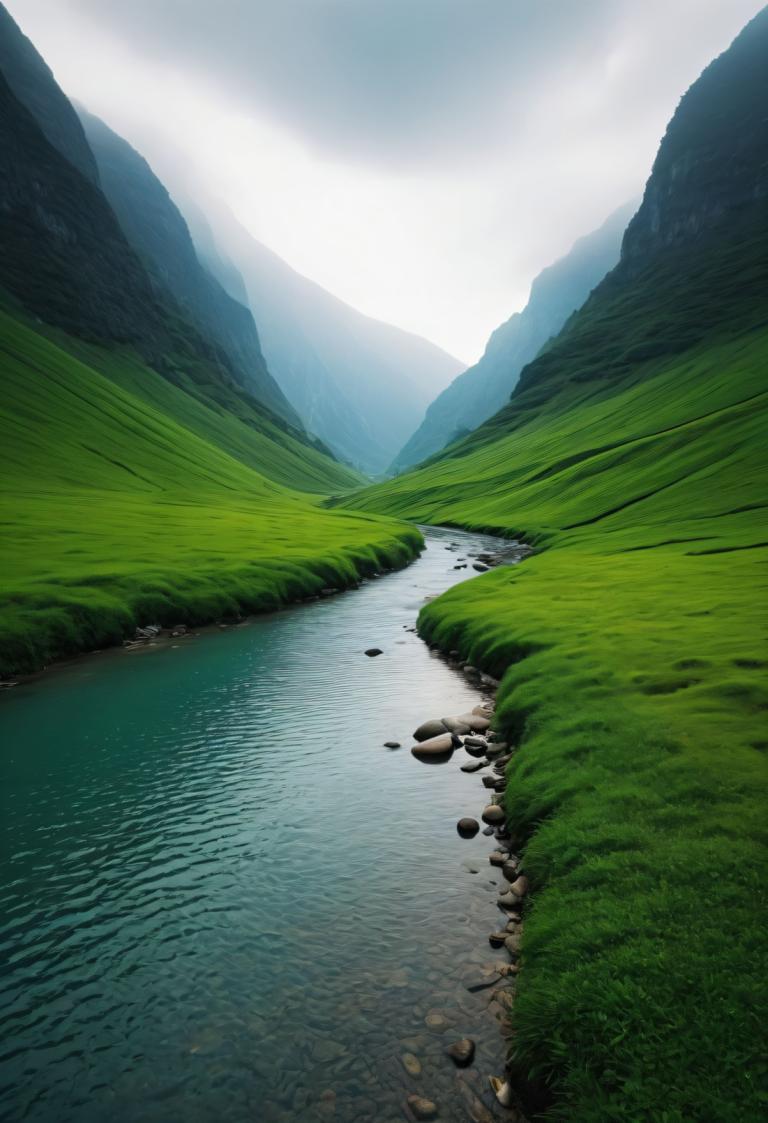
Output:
top-left (390, 678), bottom-right (530, 1123)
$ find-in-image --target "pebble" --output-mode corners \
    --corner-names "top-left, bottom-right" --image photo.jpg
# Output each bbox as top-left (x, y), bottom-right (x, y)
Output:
top-left (364, 648), bottom-right (383, 657)
top-left (446, 1038), bottom-right (475, 1067)
top-left (481, 804), bottom-right (505, 825)
top-left (413, 719), bottom-right (448, 742)
top-left (502, 860), bottom-right (519, 882)
top-left (456, 817), bottom-right (480, 838)
top-left (460, 760), bottom-right (485, 773)
top-left (488, 851), bottom-right (506, 866)
top-left (401, 1053), bottom-right (422, 1076)
top-left (411, 733), bottom-right (455, 761)
top-left (407, 1095), bottom-right (438, 1120)
top-left (508, 875), bottom-right (529, 897)
top-left (383, 741), bottom-right (401, 749)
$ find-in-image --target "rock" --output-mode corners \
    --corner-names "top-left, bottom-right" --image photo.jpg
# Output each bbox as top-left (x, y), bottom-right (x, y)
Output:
top-left (460, 760), bottom-right (485, 773)
top-left (402, 1053), bottom-right (422, 1076)
top-left (413, 719), bottom-right (448, 742)
top-left (364, 647), bottom-right (383, 657)
top-left (472, 702), bottom-right (494, 715)
top-left (411, 733), bottom-right (455, 762)
top-left (488, 851), bottom-right (506, 866)
top-left (457, 817), bottom-right (480, 838)
top-left (425, 1011), bottom-right (450, 1031)
top-left (480, 674), bottom-right (500, 688)
top-left (502, 861), bottom-right (520, 882)
top-left (472, 563), bottom-right (489, 572)
top-left (489, 1077), bottom-right (514, 1108)
top-left (463, 741), bottom-right (486, 758)
top-left (498, 890), bottom-right (521, 909)
top-left (406, 1095), bottom-right (438, 1120)
top-left (482, 776), bottom-right (498, 789)
top-left (463, 734), bottom-right (488, 748)
top-left (488, 931), bottom-right (508, 948)
top-left (481, 804), bottom-right (505, 825)
top-left (384, 741), bottom-right (401, 749)
top-left (446, 1038), bottom-right (475, 1067)
top-left (441, 715), bottom-right (472, 734)
top-left (453, 564), bottom-right (467, 570)
top-left (462, 665), bottom-right (480, 677)
top-left (482, 825), bottom-right (495, 836)
top-left (504, 933), bottom-right (523, 955)
top-left (508, 875), bottom-right (529, 897)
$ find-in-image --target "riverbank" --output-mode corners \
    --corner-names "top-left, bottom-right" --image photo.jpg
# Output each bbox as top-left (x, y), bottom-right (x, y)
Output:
top-left (0, 527), bottom-right (534, 1123)
top-left (0, 507), bottom-right (422, 680)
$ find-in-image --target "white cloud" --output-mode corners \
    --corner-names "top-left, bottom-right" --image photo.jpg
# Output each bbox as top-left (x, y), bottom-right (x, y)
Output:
top-left (5, 0), bottom-right (764, 361)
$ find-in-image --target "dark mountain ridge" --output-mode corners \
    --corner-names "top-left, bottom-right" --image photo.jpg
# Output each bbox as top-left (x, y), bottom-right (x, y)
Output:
top-left (77, 108), bottom-right (300, 427)
top-left (390, 202), bottom-right (634, 472)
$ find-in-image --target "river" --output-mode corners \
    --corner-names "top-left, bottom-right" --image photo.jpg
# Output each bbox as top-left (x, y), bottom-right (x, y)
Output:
top-left (0, 527), bottom-right (525, 1123)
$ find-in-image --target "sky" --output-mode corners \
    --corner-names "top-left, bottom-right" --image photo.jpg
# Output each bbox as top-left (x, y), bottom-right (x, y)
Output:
top-left (7, 0), bottom-right (763, 363)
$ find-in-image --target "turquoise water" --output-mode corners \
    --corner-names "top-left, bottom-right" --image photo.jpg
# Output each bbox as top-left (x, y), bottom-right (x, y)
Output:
top-left (0, 529), bottom-right (522, 1123)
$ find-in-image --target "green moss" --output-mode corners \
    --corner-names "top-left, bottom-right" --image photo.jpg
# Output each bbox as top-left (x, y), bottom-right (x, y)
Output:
top-left (0, 310), bottom-right (420, 675)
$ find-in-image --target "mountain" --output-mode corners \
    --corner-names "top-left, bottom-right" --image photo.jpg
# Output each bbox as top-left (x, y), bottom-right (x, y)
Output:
top-left (391, 203), bottom-right (634, 472)
top-left (0, 2), bottom-right (97, 183)
top-left (76, 108), bottom-right (300, 428)
top-left (184, 203), bottom-right (465, 475)
top-left (337, 10), bottom-right (768, 1121)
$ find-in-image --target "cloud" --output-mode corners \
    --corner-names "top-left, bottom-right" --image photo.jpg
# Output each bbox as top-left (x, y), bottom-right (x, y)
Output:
top-left (5, 0), bottom-right (764, 359)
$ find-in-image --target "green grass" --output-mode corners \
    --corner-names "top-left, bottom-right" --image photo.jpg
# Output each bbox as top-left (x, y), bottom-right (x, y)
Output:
top-left (338, 313), bottom-right (768, 1118)
top-left (0, 309), bottom-right (421, 675)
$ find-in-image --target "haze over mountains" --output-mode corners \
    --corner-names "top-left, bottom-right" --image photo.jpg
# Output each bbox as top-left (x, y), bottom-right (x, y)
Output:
top-left (181, 200), bottom-right (465, 475)
top-left (391, 202), bottom-right (636, 471)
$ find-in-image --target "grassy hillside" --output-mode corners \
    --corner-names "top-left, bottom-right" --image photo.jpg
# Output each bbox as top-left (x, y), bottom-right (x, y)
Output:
top-left (338, 318), bottom-right (768, 1123)
top-left (334, 13), bottom-right (768, 1115)
top-left (0, 309), bottom-right (420, 676)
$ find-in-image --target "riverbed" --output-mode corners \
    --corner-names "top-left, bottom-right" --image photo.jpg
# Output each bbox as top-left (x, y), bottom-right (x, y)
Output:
top-left (0, 527), bottom-right (525, 1123)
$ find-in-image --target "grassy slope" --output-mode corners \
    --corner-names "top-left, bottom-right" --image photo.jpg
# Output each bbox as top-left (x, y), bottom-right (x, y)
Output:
top-left (0, 310), bottom-right (420, 675)
top-left (337, 313), bottom-right (768, 1113)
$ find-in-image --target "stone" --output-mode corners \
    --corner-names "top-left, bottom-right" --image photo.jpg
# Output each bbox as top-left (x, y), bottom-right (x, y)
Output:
top-left (498, 890), bottom-right (521, 909)
top-left (441, 715), bottom-right (472, 734)
top-left (482, 825), bottom-right (495, 836)
top-left (446, 1038), bottom-right (475, 1067)
top-left (457, 817), bottom-right (480, 838)
top-left (502, 861), bottom-right (519, 882)
top-left (413, 719), bottom-right (448, 742)
top-left (508, 875), bottom-right (529, 897)
top-left (411, 733), bottom-right (455, 762)
top-left (384, 741), bottom-right (401, 749)
top-left (462, 665), bottom-right (480, 677)
top-left (489, 1077), bottom-right (514, 1108)
top-left (455, 1077), bottom-right (495, 1123)
top-left (473, 563), bottom-right (489, 572)
top-left (364, 647), bottom-right (383, 657)
top-left (453, 564), bottom-right (467, 570)
top-left (472, 703), bottom-right (494, 716)
top-left (488, 931), bottom-right (508, 948)
top-left (402, 1053), bottom-right (422, 1076)
top-left (482, 776), bottom-right (497, 789)
top-left (489, 851), bottom-right (506, 866)
top-left (481, 804), bottom-right (505, 825)
top-left (463, 734), bottom-right (488, 748)
top-left (462, 741), bottom-right (486, 758)
top-left (406, 1095), bottom-right (438, 1120)
top-left (460, 760), bottom-right (485, 773)
top-left (425, 1011), bottom-right (450, 1031)
top-left (504, 933), bottom-right (523, 955)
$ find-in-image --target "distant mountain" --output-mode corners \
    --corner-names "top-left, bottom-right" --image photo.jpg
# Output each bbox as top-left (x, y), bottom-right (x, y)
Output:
top-left (391, 203), bottom-right (635, 472)
top-left (77, 109), bottom-right (300, 428)
top-left (184, 204), bottom-right (464, 475)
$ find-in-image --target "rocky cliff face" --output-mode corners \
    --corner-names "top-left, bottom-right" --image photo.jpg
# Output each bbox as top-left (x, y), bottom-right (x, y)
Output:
top-left (391, 203), bottom-right (634, 472)
top-left (0, 3), bottom-right (97, 184)
top-left (622, 6), bottom-right (768, 263)
top-left (77, 109), bottom-right (300, 427)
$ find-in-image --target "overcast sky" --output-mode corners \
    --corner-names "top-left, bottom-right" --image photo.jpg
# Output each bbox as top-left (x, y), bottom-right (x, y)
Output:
top-left (7, 0), bottom-right (763, 362)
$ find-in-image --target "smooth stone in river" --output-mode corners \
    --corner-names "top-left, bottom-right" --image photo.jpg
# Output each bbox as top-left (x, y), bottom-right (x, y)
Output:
top-left (407, 1095), bottom-right (438, 1120)
top-left (364, 647), bottom-right (383, 657)
top-left (481, 804), bottom-right (505, 825)
top-left (413, 719), bottom-right (448, 742)
top-left (411, 733), bottom-right (455, 762)
top-left (456, 817), bottom-right (480, 838)
top-left (446, 1038), bottom-right (475, 1067)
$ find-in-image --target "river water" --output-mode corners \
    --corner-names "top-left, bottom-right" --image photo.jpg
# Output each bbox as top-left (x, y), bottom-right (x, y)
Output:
top-left (0, 528), bottom-right (525, 1123)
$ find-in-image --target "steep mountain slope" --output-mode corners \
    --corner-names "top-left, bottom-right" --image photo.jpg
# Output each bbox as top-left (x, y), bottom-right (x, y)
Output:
top-left (185, 204), bottom-right (465, 474)
top-left (338, 10), bottom-right (768, 1121)
top-left (0, 306), bottom-right (419, 676)
top-left (391, 203), bottom-right (634, 472)
top-left (77, 108), bottom-right (300, 428)
top-left (0, 1), bottom-right (97, 183)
